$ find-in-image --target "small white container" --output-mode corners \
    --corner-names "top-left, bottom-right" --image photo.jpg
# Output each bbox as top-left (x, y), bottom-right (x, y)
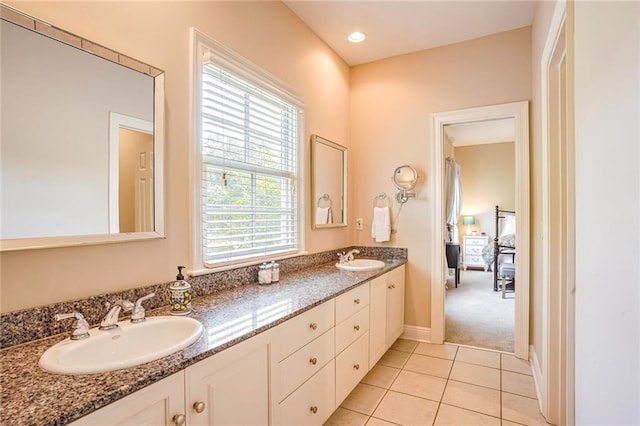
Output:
top-left (258, 263), bottom-right (272, 285)
top-left (270, 261), bottom-right (280, 282)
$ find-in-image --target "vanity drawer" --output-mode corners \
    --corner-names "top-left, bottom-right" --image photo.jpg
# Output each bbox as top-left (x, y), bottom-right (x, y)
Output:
top-left (465, 255), bottom-right (485, 265)
top-left (278, 360), bottom-right (335, 426)
top-left (335, 283), bottom-right (370, 324)
top-left (335, 332), bottom-right (369, 406)
top-left (275, 301), bottom-right (335, 361)
top-left (465, 246), bottom-right (483, 256)
top-left (466, 237), bottom-right (487, 246)
top-left (335, 306), bottom-right (369, 355)
top-left (278, 328), bottom-right (335, 402)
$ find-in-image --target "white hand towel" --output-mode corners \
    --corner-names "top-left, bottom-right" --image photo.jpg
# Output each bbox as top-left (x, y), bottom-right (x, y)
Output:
top-left (316, 207), bottom-right (331, 225)
top-left (371, 206), bottom-right (391, 242)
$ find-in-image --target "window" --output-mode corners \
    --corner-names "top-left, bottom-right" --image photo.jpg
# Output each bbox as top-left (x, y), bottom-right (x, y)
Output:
top-left (193, 33), bottom-right (304, 269)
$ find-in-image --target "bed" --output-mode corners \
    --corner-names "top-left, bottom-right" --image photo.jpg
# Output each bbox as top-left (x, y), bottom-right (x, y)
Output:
top-left (481, 206), bottom-right (516, 292)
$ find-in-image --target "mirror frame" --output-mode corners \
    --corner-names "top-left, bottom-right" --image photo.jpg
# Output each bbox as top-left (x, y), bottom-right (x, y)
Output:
top-left (0, 5), bottom-right (165, 251)
top-left (310, 135), bottom-right (348, 229)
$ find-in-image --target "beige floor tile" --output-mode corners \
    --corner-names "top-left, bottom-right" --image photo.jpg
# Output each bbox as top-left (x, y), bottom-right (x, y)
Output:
top-left (449, 361), bottom-right (500, 390)
top-left (372, 390), bottom-right (439, 426)
top-left (442, 380), bottom-right (501, 418)
top-left (390, 369), bottom-right (447, 402)
top-left (434, 403), bottom-right (501, 426)
top-left (502, 371), bottom-right (537, 398)
top-left (502, 421), bottom-right (526, 426)
top-left (341, 383), bottom-right (387, 415)
top-left (378, 349), bottom-right (411, 369)
top-left (324, 408), bottom-right (369, 426)
top-left (362, 365), bottom-right (401, 389)
top-left (403, 353), bottom-right (453, 378)
top-left (390, 338), bottom-right (418, 353)
top-left (366, 418), bottom-right (398, 426)
top-left (501, 354), bottom-right (532, 376)
top-left (455, 347), bottom-right (501, 368)
top-left (502, 392), bottom-right (549, 425)
top-left (414, 342), bottom-right (458, 360)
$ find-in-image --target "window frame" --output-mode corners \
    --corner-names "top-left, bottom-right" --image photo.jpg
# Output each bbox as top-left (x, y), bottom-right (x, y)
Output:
top-left (190, 28), bottom-right (305, 273)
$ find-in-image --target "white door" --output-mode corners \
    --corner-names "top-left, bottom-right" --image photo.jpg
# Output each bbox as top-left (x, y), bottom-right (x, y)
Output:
top-left (134, 139), bottom-right (154, 232)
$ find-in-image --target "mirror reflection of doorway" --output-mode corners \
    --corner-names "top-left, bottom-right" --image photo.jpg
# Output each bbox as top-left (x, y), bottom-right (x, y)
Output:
top-left (108, 112), bottom-right (154, 233)
top-left (443, 118), bottom-right (516, 352)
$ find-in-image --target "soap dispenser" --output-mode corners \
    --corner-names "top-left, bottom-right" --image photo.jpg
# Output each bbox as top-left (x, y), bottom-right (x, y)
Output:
top-left (169, 266), bottom-right (192, 315)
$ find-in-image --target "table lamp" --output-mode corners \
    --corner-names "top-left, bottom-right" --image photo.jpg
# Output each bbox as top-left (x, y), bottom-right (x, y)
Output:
top-left (462, 216), bottom-right (475, 235)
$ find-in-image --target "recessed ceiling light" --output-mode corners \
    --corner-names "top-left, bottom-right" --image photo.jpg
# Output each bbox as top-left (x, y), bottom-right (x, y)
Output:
top-left (348, 31), bottom-right (366, 43)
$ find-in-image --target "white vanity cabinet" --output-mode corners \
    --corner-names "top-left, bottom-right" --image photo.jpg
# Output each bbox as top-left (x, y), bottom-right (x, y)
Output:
top-left (70, 371), bottom-right (186, 426)
top-left (369, 266), bottom-right (405, 369)
top-left (69, 265), bottom-right (405, 426)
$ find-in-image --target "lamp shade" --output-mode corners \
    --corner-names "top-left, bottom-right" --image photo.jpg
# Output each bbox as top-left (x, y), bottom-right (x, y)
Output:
top-left (462, 216), bottom-right (475, 226)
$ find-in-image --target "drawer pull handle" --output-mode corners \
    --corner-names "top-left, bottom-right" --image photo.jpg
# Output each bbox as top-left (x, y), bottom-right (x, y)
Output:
top-left (354, 298), bottom-right (360, 304)
top-left (310, 406), bottom-right (318, 414)
top-left (310, 357), bottom-right (318, 365)
top-left (353, 324), bottom-right (360, 331)
top-left (354, 363), bottom-right (360, 370)
top-left (309, 322), bottom-right (318, 330)
top-left (172, 414), bottom-right (186, 426)
top-left (193, 401), bottom-right (206, 413)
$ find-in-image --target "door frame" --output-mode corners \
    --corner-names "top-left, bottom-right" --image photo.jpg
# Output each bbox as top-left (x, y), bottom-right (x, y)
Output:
top-left (430, 101), bottom-right (530, 359)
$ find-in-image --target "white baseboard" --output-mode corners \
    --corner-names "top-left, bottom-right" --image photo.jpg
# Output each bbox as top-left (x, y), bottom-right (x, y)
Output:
top-left (401, 325), bottom-right (431, 342)
top-left (530, 345), bottom-right (547, 417)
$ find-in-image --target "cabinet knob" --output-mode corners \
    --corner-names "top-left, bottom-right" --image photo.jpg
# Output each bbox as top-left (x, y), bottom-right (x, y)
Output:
top-left (354, 298), bottom-right (360, 304)
top-left (310, 406), bottom-right (318, 414)
top-left (172, 414), bottom-right (186, 426)
top-left (309, 322), bottom-right (318, 330)
top-left (193, 401), bottom-right (206, 414)
top-left (309, 357), bottom-right (318, 365)
top-left (354, 363), bottom-right (360, 370)
top-left (353, 324), bottom-right (360, 331)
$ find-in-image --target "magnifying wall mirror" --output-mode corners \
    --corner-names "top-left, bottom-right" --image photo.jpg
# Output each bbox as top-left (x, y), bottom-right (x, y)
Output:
top-left (0, 5), bottom-right (165, 251)
top-left (392, 165), bottom-right (419, 203)
top-left (311, 135), bottom-right (347, 229)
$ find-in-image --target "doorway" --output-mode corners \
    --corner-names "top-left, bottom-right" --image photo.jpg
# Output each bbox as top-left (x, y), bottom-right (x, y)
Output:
top-left (444, 122), bottom-right (516, 352)
top-left (430, 101), bottom-right (530, 360)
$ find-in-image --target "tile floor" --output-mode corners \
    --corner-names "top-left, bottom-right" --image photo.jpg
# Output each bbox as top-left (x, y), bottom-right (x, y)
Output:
top-left (325, 339), bottom-right (550, 426)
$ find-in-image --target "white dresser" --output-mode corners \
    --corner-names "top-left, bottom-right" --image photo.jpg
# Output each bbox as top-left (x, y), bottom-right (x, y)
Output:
top-left (463, 235), bottom-right (489, 271)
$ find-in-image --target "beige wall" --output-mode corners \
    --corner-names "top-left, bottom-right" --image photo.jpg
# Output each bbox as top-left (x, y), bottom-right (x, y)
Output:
top-left (350, 27), bottom-right (531, 329)
top-left (454, 142), bottom-right (515, 241)
top-left (0, 1), bottom-right (352, 312)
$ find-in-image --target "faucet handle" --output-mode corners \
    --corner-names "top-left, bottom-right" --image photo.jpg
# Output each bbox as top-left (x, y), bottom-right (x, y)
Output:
top-left (131, 293), bottom-right (155, 323)
top-left (55, 312), bottom-right (90, 340)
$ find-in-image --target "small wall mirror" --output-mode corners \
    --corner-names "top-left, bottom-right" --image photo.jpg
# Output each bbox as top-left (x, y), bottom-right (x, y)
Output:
top-left (392, 165), bottom-right (419, 203)
top-left (311, 135), bottom-right (347, 228)
top-left (0, 5), bottom-right (165, 251)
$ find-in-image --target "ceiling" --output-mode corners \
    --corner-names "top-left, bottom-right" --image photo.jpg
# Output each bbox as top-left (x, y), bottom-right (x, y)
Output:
top-left (444, 118), bottom-right (515, 147)
top-left (283, 0), bottom-right (536, 66)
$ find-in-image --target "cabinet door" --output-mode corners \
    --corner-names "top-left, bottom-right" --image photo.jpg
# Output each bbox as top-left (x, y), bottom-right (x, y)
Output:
top-left (70, 372), bottom-right (185, 426)
top-left (186, 334), bottom-right (270, 426)
top-left (369, 275), bottom-right (387, 369)
top-left (386, 267), bottom-right (405, 345)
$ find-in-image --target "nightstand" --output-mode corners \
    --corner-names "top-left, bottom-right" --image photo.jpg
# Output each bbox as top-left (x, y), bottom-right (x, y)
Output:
top-left (463, 235), bottom-right (489, 271)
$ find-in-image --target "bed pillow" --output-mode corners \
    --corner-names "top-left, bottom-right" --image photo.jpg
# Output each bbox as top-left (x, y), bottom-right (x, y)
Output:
top-left (501, 214), bottom-right (516, 237)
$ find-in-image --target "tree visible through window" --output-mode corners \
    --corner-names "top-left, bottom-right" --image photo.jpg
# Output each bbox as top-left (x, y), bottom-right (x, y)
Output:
top-left (199, 59), bottom-right (301, 267)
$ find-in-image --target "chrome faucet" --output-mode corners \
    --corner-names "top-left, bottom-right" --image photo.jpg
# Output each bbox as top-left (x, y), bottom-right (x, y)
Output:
top-left (131, 293), bottom-right (155, 324)
top-left (55, 312), bottom-right (90, 340)
top-left (337, 249), bottom-right (360, 264)
top-left (99, 300), bottom-right (134, 330)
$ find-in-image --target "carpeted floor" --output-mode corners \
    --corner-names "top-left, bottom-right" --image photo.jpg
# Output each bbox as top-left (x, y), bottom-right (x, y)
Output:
top-left (445, 269), bottom-right (515, 353)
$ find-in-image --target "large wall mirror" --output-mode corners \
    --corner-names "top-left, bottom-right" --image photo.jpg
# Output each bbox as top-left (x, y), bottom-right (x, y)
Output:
top-left (0, 5), bottom-right (165, 251)
top-left (311, 135), bottom-right (347, 229)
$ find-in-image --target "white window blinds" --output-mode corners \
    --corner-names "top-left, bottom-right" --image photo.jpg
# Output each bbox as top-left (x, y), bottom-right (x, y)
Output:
top-left (199, 55), bottom-right (301, 267)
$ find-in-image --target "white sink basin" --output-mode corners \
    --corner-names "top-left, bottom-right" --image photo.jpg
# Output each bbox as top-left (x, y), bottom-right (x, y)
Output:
top-left (39, 316), bottom-right (203, 375)
top-left (336, 259), bottom-right (385, 271)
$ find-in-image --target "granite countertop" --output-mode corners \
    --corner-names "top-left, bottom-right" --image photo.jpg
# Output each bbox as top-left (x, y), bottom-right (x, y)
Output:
top-left (0, 258), bottom-right (405, 426)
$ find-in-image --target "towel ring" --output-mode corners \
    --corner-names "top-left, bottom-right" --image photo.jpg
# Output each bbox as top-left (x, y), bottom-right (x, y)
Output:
top-left (317, 193), bottom-right (332, 208)
top-left (372, 192), bottom-right (390, 208)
